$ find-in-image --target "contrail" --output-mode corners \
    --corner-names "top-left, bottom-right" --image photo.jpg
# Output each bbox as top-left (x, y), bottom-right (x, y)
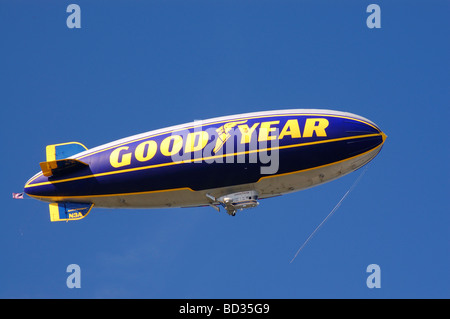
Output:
top-left (290, 165), bottom-right (369, 264)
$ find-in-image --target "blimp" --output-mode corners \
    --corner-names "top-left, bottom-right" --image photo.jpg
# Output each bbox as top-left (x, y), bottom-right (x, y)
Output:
top-left (24, 109), bottom-right (386, 221)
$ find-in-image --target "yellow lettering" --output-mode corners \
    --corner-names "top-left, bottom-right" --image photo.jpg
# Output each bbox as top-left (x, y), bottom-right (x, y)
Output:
top-left (238, 123), bottom-right (260, 144)
top-left (258, 121), bottom-right (280, 142)
top-left (160, 135), bottom-right (183, 156)
top-left (278, 119), bottom-right (301, 139)
top-left (185, 131), bottom-right (209, 153)
top-left (135, 140), bottom-right (158, 162)
top-left (110, 146), bottom-right (132, 168)
top-left (303, 118), bottom-right (329, 137)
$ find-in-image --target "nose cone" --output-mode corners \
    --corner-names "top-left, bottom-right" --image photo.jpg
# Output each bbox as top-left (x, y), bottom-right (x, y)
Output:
top-left (344, 116), bottom-right (381, 135)
top-left (343, 116), bottom-right (386, 159)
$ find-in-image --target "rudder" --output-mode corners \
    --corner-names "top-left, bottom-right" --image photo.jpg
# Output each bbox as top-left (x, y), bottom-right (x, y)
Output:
top-left (49, 202), bottom-right (94, 222)
top-left (40, 142), bottom-right (89, 177)
top-left (46, 142), bottom-right (88, 161)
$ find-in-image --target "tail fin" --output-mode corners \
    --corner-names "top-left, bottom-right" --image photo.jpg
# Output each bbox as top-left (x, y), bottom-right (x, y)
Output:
top-left (40, 142), bottom-right (89, 177)
top-left (40, 159), bottom-right (89, 177)
top-left (41, 142), bottom-right (93, 221)
top-left (49, 202), bottom-right (94, 222)
top-left (45, 142), bottom-right (88, 161)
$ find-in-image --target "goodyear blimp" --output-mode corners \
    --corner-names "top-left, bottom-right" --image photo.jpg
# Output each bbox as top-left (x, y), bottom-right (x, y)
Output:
top-left (24, 109), bottom-right (386, 221)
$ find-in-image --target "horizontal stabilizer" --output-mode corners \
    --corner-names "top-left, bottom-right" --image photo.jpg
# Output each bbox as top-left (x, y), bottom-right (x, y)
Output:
top-left (46, 142), bottom-right (88, 161)
top-left (40, 158), bottom-right (89, 177)
top-left (49, 202), bottom-right (94, 222)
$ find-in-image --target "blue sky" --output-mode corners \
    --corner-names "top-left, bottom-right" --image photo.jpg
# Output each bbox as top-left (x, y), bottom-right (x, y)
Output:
top-left (1, 0), bottom-right (448, 298)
